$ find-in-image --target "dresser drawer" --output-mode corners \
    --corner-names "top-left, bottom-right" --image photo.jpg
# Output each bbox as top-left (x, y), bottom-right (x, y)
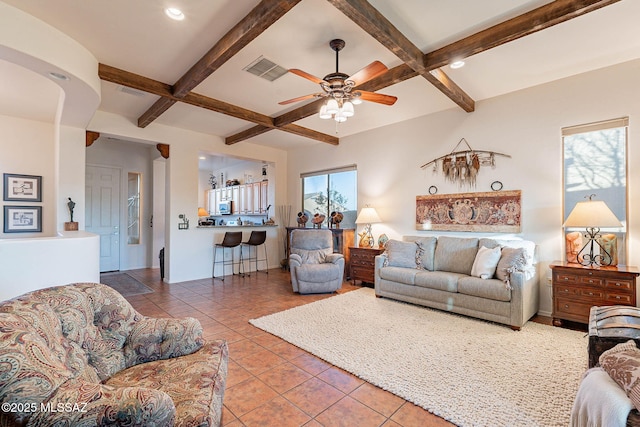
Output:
top-left (605, 292), bottom-right (634, 304)
top-left (579, 288), bottom-right (604, 299)
top-left (580, 276), bottom-right (604, 287)
top-left (555, 272), bottom-right (579, 284)
top-left (605, 279), bottom-right (634, 291)
top-left (554, 297), bottom-right (595, 321)
top-left (554, 284), bottom-right (579, 297)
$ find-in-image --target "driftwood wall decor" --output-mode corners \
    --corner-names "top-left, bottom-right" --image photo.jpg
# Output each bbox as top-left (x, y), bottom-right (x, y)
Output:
top-left (416, 190), bottom-right (521, 232)
top-left (420, 138), bottom-right (511, 189)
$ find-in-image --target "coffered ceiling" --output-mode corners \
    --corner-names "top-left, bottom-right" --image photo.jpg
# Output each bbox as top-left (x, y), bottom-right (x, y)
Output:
top-left (2, 0), bottom-right (640, 149)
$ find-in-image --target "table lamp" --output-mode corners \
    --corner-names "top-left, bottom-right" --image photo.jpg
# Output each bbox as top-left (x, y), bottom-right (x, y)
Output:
top-left (355, 206), bottom-right (381, 248)
top-left (563, 194), bottom-right (622, 266)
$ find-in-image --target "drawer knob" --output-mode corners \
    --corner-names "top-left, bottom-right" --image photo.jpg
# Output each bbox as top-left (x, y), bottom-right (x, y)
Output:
top-left (588, 292), bottom-right (593, 296)
top-left (564, 304), bottom-right (569, 308)
top-left (615, 283), bottom-right (622, 287)
top-left (616, 296), bottom-right (621, 300)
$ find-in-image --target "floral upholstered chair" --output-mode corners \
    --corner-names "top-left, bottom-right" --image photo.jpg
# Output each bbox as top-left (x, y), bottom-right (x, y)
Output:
top-left (0, 283), bottom-right (227, 426)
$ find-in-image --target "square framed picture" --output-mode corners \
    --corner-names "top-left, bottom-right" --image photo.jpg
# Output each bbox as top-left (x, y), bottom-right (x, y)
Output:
top-left (3, 173), bottom-right (42, 202)
top-left (3, 206), bottom-right (42, 233)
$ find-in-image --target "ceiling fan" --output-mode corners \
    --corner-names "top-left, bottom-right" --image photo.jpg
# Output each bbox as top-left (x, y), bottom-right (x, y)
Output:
top-left (279, 39), bottom-right (397, 122)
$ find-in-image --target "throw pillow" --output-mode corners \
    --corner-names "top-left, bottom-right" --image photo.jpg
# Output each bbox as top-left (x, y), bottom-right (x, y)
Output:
top-left (384, 240), bottom-right (419, 268)
top-left (415, 237), bottom-right (437, 271)
top-left (470, 246), bottom-right (502, 279)
top-left (600, 340), bottom-right (640, 411)
top-left (495, 247), bottom-right (527, 282)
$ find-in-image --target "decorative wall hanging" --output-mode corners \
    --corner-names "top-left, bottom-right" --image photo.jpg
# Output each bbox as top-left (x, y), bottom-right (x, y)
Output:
top-left (416, 190), bottom-right (521, 232)
top-left (420, 138), bottom-right (511, 189)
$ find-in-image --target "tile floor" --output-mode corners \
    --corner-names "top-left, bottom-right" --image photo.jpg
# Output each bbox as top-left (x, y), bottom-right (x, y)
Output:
top-left (124, 267), bottom-right (546, 427)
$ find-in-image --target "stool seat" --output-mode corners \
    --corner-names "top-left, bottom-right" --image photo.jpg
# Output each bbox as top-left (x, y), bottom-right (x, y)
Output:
top-left (213, 231), bottom-right (243, 280)
top-left (241, 230), bottom-right (268, 276)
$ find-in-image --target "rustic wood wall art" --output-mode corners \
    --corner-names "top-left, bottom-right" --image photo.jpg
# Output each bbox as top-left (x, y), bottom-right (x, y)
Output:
top-left (420, 138), bottom-right (511, 189)
top-left (416, 190), bottom-right (521, 232)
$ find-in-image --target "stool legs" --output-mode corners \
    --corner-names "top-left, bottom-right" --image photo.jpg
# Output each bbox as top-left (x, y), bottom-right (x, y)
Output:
top-left (212, 246), bottom-right (245, 280)
top-left (241, 243), bottom-right (268, 277)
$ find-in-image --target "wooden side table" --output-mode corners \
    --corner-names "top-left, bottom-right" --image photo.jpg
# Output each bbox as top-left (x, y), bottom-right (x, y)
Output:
top-left (350, 247), bottom-right (384, 286)
top-left (550, 261), bottom-right (640, 326)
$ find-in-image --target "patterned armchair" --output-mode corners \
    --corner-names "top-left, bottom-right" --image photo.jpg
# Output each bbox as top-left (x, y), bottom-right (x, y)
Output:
top-left (0, 283), bottom-right (227, 426)
top-left (289, 229), bottom-right (344, 294)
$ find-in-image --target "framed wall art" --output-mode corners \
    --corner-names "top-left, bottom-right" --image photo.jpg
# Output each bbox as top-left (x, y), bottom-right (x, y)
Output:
top-left (3, 206), bottom-right (42, 233)
top-left (3, 173), bottom-right (42, 202)
top-left (416, 190), bottom-right (522, 233)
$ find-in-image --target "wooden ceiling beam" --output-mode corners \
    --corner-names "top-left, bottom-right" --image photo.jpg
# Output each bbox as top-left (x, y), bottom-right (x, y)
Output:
top-left (327, 0), bottom-right (475, 112)
top-left (424, 0), bottom-right (621, 70)
top-left (99, 64), bottom-right (337, 145)
top-left (137, 0), bottom-right (302, 127)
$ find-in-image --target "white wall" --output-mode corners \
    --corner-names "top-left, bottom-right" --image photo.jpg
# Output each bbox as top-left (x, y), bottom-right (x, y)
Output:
top-left (287, 58), bottom-right (640, 317)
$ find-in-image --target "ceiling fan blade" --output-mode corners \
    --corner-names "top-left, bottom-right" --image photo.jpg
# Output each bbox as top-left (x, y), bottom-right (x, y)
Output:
top-left (358, 90), bottom-right (398, 106)
top-left (348, 61), bottom-right (388, 86)
top-left (289, 69), bottom-right (325, 84)
top-left (278, 93), bottom-right (322, 105)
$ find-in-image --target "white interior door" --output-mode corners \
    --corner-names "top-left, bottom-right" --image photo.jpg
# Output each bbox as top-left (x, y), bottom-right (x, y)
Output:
top-left (86, 165), bottom-right (120, 272)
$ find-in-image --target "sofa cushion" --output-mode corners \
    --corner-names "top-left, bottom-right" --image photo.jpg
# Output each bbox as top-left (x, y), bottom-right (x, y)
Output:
top-left (296, 263), bottom-right (341, 282)
top-left (433, 236), bottom-right (479, 275)
top-left (471, 246), bottom-right (502, 279)
top-left (599, 340), bottom-right (640, 411)
top-left (291, 248), bottom-right (327, 264)
top-left (379, 266), bottom-right (418, 285)
top-left (495, 247), bottom-right (528, 282)
top-left (458, 276), bottom-right (512, 302)
top-left (384, 239), bottom-right (418, 268)
top-left (107, 340), bottom-right (228, 426)
top-left (414, 271), bottom-right (465, 292)
top-left (414, 237), bottom-right (437, 271)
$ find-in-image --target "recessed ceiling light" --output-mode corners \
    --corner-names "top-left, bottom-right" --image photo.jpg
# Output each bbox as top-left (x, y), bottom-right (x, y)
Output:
top-left (165, 7), bottom-right (185, 21)
top-left (450, 60), bottom-right (465, 69)
top-left (48, 71), bottom-right (69, 81)
top-left (199, 156), bottom-right (206, 160)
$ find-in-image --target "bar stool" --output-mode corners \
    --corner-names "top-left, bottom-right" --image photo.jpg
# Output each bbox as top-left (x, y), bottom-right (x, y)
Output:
top-left (212, 231), bottom-right (243, 280)
top-left (241, 230), bottom-right (268, 276)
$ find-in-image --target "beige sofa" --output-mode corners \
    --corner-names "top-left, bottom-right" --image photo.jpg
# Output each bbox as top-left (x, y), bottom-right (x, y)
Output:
top-left (374, 236), bottom-right (539, 330)
top-left (0, 282), bottom-right (228, 426)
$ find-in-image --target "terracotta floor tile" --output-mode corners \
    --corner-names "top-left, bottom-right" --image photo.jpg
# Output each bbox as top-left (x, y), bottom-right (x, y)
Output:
top-left (390, 402), bottom-right (456, 427)
top-left (257, 362), bottom-right (313, 394)
top-left (283, 377), bottom-right (344, 417)
top-left (221, 405), bottom-right (237, 426)
top-left (224, 377), bottom-right (278, 417)
top-left (240, 396), bottom-right (311, 427)
top-left (251, 332), bottom-right (285, 349)
top-left (269, 340), bottom-right (307, 361)
top-left (317, 366), bottom-right (365, 394)
top-left (225, 360), bottom-right (253, 388)
top-left (236, 348), bottom-right (287, 375)
top-left (227, 338), bottom-right (265, 360)
top-left (316, 396), bottom-right (386, 427)
top-left (290, 353), bottom-right (332, 376)
top-left (351, 382), bottom-right (405, 417)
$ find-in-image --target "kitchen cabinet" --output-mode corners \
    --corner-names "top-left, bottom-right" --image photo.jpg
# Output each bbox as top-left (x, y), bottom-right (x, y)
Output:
top-left (207, 181), bottom-right (269, 216)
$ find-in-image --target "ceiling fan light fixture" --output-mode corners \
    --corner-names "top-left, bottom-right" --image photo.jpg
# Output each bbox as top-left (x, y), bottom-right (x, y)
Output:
top-left (351, 93), bottom-right (363, 105)
top-left (319, 104), bottom-right (332, 119)
top-left (450, 60), bottom-right (465, 69)
top-left (325, 98), bottom-right (339, 115)
top-left (334, 113), bottom-right (347, 123)
top-left (341, 101), bottom-right (354, 117)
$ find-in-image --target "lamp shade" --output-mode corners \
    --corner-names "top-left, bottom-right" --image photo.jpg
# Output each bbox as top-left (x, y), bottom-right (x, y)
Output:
top-left (355, 207), bottom-right (381, 224)
top-left (564, 200), bottom-right (622, 228)
top-left (197, 207), bottom-right (209, 217)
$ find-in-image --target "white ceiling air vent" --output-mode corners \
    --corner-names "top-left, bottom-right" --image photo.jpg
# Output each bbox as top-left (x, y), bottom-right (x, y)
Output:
top-left (118, 85), bottom-right (146, 97)
top-left (243, 56), bottom-right (288, 81)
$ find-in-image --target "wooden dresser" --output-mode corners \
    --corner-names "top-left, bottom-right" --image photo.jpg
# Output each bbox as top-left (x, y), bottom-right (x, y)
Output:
top-left (550, 261), bottom-right (640, 326)
top-left (349, 247), bottom-right (384, 286)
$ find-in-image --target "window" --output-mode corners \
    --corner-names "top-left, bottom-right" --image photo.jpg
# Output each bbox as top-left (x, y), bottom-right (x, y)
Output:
top-left (562, 117), bottom-right (628, 263)
top-left (301, 166), bottom-right (357, 228)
